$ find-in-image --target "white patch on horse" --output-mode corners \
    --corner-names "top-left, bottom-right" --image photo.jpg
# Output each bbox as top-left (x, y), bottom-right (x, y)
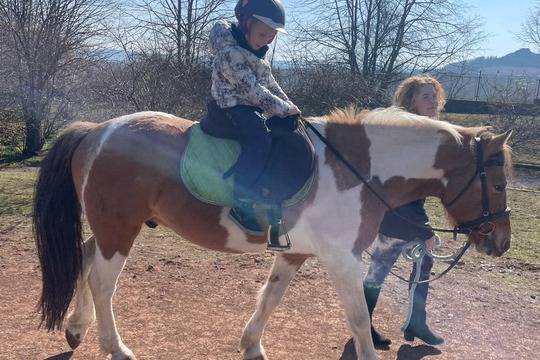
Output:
top-left (298, 123), bottom-right (364, 254)
top-left (91, 246), bottom-right (127, 291)
top-left (364, 119), bottom-right (445, 183)
top-left (220, 208), bottom-right (265, 252)
top-left (80, 118), bottom-right (130, 214)
top-left (88, 246), bottom-right (131, 355)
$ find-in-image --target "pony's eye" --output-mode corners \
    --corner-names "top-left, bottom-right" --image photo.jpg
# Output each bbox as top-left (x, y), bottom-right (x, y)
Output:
top-left (493, 184), bottom-right (506, 192)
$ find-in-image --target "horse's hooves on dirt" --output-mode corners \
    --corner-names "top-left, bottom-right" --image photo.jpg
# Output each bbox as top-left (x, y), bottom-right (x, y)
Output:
top-left (111, 354), bottom-right (137, 360)
top-left (65, 329), bottom-right (81, 350)
top-left (244, 356), bottom-right (268, 360)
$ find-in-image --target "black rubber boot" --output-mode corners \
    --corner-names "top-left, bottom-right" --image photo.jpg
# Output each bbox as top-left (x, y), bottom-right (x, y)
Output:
top-left (364, 285), bottom-right (392, 348)
top-left (403, 282), bottom-right (444, 345)
top-left (228, 199), bottom-right (264, 235)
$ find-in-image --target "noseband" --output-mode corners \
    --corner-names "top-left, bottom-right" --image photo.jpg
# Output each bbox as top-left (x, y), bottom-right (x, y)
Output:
top-left (443, 137), bottom-right (511, 237)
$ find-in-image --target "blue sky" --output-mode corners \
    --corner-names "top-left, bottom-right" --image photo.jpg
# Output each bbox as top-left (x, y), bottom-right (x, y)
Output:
top-left (280, 1), bottom-right (536, 60)
top-left (463, 0), bottom-right (535, 57)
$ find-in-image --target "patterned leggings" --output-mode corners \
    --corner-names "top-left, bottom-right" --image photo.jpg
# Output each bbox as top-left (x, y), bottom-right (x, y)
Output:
top-left (364, 234), bottom-right (433, 288)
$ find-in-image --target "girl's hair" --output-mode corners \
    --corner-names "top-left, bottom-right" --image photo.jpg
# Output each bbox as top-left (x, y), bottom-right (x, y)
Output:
top-left (236, 13), bottom-right (252, 35)
top-left (393, 74), bottom-right (446, 115)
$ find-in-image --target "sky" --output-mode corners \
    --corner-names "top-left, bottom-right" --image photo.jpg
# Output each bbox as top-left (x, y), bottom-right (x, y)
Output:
top-left (279, 0), bottom-right (537, 60)
top-left (463, 0), bottom-right (535, 58)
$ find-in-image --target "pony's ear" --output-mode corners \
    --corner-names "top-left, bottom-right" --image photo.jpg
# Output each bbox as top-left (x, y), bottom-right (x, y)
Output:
top-left (486, 129), bottom-right (512, 155)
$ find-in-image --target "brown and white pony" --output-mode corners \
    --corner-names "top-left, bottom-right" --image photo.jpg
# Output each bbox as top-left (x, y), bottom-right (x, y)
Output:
top-left (33, 106), bottom-right (512, 360)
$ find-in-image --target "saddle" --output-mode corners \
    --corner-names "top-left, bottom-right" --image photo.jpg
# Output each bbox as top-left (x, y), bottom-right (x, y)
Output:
top-left (181, 102), bottom-right (316, 248)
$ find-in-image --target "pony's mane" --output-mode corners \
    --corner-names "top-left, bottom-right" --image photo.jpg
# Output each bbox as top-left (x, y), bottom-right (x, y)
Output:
top-left (323, 105), bottom-right (462, 144)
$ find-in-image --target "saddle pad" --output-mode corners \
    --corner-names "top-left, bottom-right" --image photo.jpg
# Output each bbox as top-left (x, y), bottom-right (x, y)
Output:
top-left (181, 123), bottom-right (314, 207)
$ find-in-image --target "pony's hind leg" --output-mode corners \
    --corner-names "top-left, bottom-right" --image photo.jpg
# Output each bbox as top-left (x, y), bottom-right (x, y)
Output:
top-left (241, 253), bottom-right (308, 360)
top-left (65, 236), bottom-right (97, 349)
top-left (88, 235), bottom-right (137, 360)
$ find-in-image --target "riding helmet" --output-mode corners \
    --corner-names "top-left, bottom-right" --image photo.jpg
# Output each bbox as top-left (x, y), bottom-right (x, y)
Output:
top-left (234, 0), bottom-right (287, 33)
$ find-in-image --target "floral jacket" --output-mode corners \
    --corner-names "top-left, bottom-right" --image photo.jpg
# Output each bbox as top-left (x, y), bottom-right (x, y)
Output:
top-left (208, 20), bottom-right (292, 117)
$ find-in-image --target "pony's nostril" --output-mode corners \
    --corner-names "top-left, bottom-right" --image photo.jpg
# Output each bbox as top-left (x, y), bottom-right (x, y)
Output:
top-left (501, 239), bottom-right (511, 252)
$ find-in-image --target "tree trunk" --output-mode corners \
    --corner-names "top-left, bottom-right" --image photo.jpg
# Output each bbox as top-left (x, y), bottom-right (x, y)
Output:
top-left (23, 115), bottom-right (43, 157)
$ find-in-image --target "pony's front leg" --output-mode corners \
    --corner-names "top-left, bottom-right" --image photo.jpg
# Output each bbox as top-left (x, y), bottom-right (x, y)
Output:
top-left (241, 253), bottom-right (308, 360)
top-left (88, 244), bottom-right (135, 360)
top-left (65, 236), bottom-right (97, 349)
top-left (321, 253), bottom-right (377, 360)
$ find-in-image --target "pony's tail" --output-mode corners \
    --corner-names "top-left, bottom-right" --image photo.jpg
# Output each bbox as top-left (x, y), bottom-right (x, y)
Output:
top-left (33, 122), bottom-right (96, 332)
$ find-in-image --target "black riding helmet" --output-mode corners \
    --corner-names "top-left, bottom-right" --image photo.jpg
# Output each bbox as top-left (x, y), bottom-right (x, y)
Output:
top-left (234, 0), bottom-right (287, 33)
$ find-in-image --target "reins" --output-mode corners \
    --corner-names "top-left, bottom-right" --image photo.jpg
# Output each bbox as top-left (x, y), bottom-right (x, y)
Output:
top-left (301, 118), bottom-right (509, 284)
top-left (390, 237), bottom-right (471, 284)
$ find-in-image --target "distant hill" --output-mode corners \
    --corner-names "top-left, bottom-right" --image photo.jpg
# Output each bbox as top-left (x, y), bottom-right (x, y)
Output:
top-left (444, 48), bottom-right (540, 76)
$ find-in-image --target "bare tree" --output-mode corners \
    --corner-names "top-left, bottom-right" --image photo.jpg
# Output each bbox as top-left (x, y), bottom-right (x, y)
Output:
top-left (89, 0), bottom-right (224, 118)
top-left (483, 76), bottom-right (540, 150)
top-left (0, 0), bottom-right (115, 156)
top-left (122, 0), bottom-right (229, 69)
top-left (287, 0), bottom-right (486, 89)
top-left (517, 2), bottom-right (540, 52)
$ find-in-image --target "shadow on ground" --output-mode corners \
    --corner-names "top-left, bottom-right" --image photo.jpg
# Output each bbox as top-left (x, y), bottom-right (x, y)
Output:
top-left (44, 351), bottom-right (74, 360)
top-left (340, 338), bottom-right (442, 360)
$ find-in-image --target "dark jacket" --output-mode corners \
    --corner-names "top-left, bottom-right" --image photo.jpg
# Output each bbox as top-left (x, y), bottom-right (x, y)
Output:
top-left (378, 199), bottom-right (435, 242)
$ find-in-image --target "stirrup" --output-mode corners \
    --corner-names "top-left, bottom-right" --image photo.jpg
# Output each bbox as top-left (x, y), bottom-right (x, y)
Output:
top-left (266, 205), bottom-right (291, 251)
top-left (267, 220), bottom-right (291, 251)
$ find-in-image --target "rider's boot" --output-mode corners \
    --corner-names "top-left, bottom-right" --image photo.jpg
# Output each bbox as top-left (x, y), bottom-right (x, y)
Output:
top-left (228, 198), bottom-right (264, 236)
top-left (403, 282), bottom-right (444, 345)
top-left (364, 284), bottom-right (392, 348)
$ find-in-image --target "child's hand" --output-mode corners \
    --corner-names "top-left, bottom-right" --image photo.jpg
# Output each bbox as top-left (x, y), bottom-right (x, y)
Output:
top-left (287, 104), bottom-right (301, 116)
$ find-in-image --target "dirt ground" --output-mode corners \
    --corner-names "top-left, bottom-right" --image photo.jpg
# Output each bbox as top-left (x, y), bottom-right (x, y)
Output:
top-left (1, 228), bottom-right (539, 360)
top-left (0, 174), bottom-right (539, 360)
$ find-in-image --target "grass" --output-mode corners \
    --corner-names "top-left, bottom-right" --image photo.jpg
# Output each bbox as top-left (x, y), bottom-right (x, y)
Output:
top-left (0, 168), bottom-right (35, 217)
top-left (0, 168), bottom-right (36, 235)
top-left (425, 188), bottom-right (540, 267)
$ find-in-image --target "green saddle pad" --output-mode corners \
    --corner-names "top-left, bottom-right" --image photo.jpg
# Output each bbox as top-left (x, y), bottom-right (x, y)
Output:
top-left (181, 123), bottom-right (313, 207)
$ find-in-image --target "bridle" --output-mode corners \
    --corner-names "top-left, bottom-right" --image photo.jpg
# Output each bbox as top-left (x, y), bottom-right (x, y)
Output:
top-left (301, 120), bottom-right (511, 282)
top-left (442, 136), bottom-right (511, 237)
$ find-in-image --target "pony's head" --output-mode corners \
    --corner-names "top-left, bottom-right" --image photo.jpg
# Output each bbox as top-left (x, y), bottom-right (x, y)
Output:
top-left (321, 106), bottom-right (513, 257)
top-left (440, 127), bottom-right (513, 257)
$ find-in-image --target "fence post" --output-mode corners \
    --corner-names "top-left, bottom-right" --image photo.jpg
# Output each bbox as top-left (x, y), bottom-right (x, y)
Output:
top-left (475, 70), bottom-right (482, 101)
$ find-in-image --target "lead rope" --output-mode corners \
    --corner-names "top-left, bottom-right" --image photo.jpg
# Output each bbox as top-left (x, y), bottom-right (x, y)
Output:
top-left (400, 235), bottom-right (444, 331)
top-left (390, 233), bottom-right (471, 329)
top-left (402, 256), bottom-right (422, 331)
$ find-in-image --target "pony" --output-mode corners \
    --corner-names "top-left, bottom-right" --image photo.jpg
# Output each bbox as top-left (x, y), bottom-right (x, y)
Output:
top-left (33, 106), bottom-right (512, 360)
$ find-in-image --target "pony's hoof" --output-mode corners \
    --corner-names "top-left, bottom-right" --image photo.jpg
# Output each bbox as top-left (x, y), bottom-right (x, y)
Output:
top-left (110, 344), bottom-right (137, 360)
top-left (65, 329), bottom-right (81, 349)
top-left (242, 347), bottom-right (268, 360)
top-left (243, 356), bottom-right (268, 360)
top-left (111, 353), bottom-right (137, 360)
